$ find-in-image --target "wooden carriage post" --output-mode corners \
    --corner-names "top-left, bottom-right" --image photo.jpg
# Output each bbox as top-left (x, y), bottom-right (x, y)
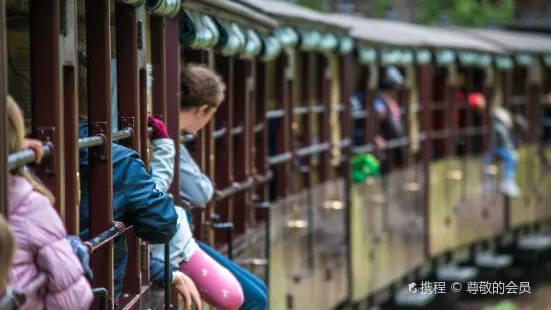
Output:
top-left (418, 62), bottom-right (433, 258)
top-left (500, 64), bottom-right (513, 231)
top-left (29, 0), bottom-right (64, 216)
top-left (115, 2), bottom-right (143, 306)
top-left (61, 0), bottom-right (79, 235)
top-left (213, 53), bottom-right (234, 246)
top-left (232, 57), bottom-right (251, 237)
top-left (85, 0), bottom-right (115, 307)
top-left (339, 51), bottom-right (354, 301)
top-left (0, 0), bottom-right (8, 216)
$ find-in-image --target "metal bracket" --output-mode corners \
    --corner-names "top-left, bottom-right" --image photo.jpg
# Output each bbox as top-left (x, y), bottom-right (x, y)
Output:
top-left (120, 117), bottom-right (135, 149)
top-left (286, 294), bottom-right (294, 309)
top-left (325, 268), bottom-right (332, 281)
top-left (91, 122), bottom-right (108, 161)
top-left (120, 116), bottom-right (135, 131)
top-left (35, 127), bottom-right (55, 174)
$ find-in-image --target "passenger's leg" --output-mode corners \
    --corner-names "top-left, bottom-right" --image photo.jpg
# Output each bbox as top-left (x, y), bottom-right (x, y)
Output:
top-left (179, 247), bottom-right (244, 310)
top-left (196, 241), bottom-right (268, 310)
top-left (495, 148), bottom-right (517, 183)
top-left (495, 147), bottom-right (520, 197)
top-left (482, 149), bottom-right (495, 185)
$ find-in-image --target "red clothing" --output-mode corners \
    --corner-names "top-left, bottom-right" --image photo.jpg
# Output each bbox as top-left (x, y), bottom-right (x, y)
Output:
top-left (456, 92), bottom-right (484, 108)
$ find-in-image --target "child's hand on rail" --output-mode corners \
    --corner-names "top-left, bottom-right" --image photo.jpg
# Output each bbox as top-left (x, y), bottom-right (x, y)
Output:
top-left (172, 270), bottom-right (202, 310)
top-left (148, 116), bottom-right (170, 140)
top-left (375, 136), bottom-right (386, 148)
top-left (22, 138), bottom-right (44, 164)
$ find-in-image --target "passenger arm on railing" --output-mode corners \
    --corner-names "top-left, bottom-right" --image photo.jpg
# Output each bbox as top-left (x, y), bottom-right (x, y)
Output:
top-left (122, 150), bottom-right (178, 244)
top-left (179, 144), bottom-right (214, 208)
top-left (21, 139), bottom-right (44, 164)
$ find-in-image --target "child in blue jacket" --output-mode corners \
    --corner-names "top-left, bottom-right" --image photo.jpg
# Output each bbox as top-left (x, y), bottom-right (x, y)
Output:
top-left (77, 45), bottom-right (178, 303)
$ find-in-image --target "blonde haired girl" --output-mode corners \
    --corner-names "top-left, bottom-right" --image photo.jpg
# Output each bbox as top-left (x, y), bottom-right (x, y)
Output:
top-left (7, 95), bottom-right (93, 310)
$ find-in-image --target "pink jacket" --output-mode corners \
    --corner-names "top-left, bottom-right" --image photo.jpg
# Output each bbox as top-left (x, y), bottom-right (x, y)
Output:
top-left (8, 176), bottom-right (93, 310)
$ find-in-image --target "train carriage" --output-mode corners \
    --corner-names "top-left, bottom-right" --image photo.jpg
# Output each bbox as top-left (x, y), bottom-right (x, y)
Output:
top-left (235, 1), bottom-right (354, 309)
top-left (4, 1), bottom-right (551, 310)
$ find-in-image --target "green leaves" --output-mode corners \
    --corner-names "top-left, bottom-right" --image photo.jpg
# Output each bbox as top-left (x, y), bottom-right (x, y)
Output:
top-left (296, 0), bottom-right (324, 11)
top-left (419, 0), bottom-right (515, 27)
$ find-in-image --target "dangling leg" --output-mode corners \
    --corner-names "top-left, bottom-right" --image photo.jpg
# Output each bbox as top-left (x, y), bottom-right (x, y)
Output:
top-left (179, 247), bottom-right (244, 310)
top-left (196, 241), bottom-right (268, 310)
top-left (495, 147), bottom-right (520, 197)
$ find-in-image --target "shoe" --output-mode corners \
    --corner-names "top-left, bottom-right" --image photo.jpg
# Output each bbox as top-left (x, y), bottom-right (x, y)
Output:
top-left (500, 180), bottom-right (520, 198)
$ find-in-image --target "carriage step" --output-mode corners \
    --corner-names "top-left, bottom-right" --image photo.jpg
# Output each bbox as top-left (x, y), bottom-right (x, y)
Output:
top-left (394, 285), bottom-right (436, 308)
top-left (437, 265), bottom-right (478, 282)
top-left (474, 253), bottom-right (513, 269)
top-left (517, 235), bottom-right (551, 251)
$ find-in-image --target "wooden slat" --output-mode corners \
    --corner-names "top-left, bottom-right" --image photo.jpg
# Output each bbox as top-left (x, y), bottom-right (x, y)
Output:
top-left (0, 0), bottom-right (8, 217)
top-left (62, 0), bottom-right (79, 235)
top-left (85, 0), bottom-right (115, 308)
top-left (30, 0), bottom-right (64, 215)
top-left (166, 18), bottom-right (181, 204)
top-left (116, 3), bottom-right (143, 298)
top-left (214, 55), bottom-right (233, 246)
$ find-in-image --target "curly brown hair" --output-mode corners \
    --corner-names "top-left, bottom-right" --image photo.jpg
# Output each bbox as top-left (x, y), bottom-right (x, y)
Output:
top-left (180, 64), bottom-right (226, 111)
top-left (77, 41), bottom-right (88, 117)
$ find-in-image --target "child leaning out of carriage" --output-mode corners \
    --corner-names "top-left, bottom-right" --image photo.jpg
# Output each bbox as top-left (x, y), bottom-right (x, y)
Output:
top-left (483, 106), bottom-right (521, 197)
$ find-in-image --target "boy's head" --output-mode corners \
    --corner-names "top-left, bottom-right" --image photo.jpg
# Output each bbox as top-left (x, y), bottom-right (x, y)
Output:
top-left (494, 106), bottom-right (513, 129)
top-left (180, 64), bottom-right (226, 133)
top-left (379, 66), bottom-right (404, 92)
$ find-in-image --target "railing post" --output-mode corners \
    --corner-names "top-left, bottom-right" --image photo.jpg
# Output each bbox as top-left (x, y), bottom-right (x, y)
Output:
top-left (62, 0), bottom-right (79, 235)
top-left (0, 0), bottom-right (8, 217)
top-left (85, 0), bottom-right (115, 308)
top-left (419, 63), bottom-right (433, 258)
top-left (115, 2), bottom-right (143, 303)
top-left (165, 17), bottom-right (181, 310)
top-left (30, 0), bottom-right (63, 216)
top-left (339, 52), bottom-right (354, 301)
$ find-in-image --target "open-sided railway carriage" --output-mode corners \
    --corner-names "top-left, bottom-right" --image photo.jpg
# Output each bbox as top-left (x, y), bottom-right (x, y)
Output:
top-left (3, 0), bottom-right (551, 309)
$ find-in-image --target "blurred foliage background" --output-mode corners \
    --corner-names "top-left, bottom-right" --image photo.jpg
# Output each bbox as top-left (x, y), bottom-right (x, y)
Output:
top-left (292, 0), bottom-right (516, 27)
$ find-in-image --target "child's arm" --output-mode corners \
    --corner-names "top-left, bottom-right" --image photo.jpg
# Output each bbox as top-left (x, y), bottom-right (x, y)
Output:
top-left (179, 144), bottom-right (214, 207)
top-left (149, 116), bottom-right (175, 193)
top-left (24, 194), bottom-right (93, 310)
top-left (123, 151), bottom-right (178, 244)
top-left (150, 138), bottom-right (175, 193)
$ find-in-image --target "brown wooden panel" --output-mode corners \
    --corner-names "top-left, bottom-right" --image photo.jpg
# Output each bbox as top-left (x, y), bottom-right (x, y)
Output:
top-left (62, 0), bottom-right (79, 235)
top-left (30, 0), bottom-right (63, 215)
top-left (85, 0), bottom-right (115, 307)
top-left (115, 3), bottom-right (143, 299)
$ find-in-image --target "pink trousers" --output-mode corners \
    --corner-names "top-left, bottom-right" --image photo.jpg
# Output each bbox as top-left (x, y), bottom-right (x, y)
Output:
top-left (179, 248), bottom-right (244, 310)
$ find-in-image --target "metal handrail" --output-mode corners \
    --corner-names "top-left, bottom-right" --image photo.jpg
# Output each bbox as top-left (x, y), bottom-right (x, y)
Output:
top-left (180, 133), bottom-right (197, 143)
top-left (230, 126), bottom-right (244, 136)
top-left (213, 127), bottom-right (227, 139)
top-left (78, 128), bottom-right (133, 149)
top-left (267, 152), bottom-right (293, 165)
top-left (7, 128), bottom-right (133, 171)
top-left (7, 143), bottom-right (54, 171)
top-left (296, 142), bottom-right (330, 157)
top-left (84, 221), bottom-right (127, 253)
top-left (266, 109), bottom-right (284, 119)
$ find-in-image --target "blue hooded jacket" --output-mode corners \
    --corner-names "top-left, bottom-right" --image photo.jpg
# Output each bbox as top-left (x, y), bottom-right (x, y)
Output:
top-left (78, 119), bottom-right (178, 301)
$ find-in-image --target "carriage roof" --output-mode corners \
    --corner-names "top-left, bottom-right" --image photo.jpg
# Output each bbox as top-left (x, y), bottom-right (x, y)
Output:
top-left (465, 28), bottom-right (551, 54)
top-left (326, 14), bottom-right (505, 54)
